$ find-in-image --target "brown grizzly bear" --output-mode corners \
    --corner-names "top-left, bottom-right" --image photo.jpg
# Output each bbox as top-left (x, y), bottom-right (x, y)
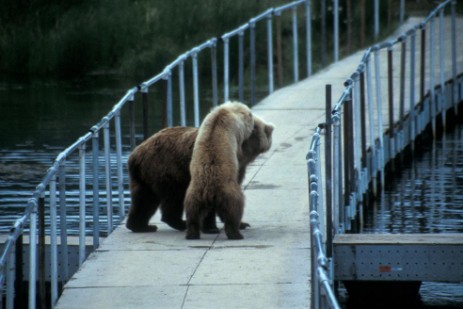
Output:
top-left (184, 102), bottom-right (254, 240)
top-left (125, 105), bottom-right (274, 234)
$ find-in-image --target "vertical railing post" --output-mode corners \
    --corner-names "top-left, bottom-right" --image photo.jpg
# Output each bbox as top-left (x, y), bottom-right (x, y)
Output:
top-left (352, 74), bottom-right (362, 227)
top-left (325, 84), bottom-right (333, 258)
top-left (179, 60), bottom-right (187, 125)
top-left (400, 0), bottom-right (405, 24)
top-left (78, 143), bottom-right (87, 266)
top-left (305, 0), bottom-right (312, 77)
top-left (365, 53), bottom-right (376, 195)
top-left (128, 95), bottom-right (136, 150)
top-left (211, 40), bottom-right (219, 107)
top-left (49, 173), bottom-right (58, 306)
top-left (6, 244), bottom-right (15, 309)
top-left (429, 17), bottom-right (436, 136)
top-left (28, 200), bottom-right (37, 309)
top-left (310, 210), bottom-right (319, 309)
top-left (38, 194), bottom-right (46, 309)
top-left (387, 0), bottom-right (393, 27)
top-left (360, 0), bottom-right (366, 48)
top-left (352, 77), bottom-right (362, 182)
top-left (267, 13), bottom-right (274, 94)
top-left (103, 122), bottom-right (113, 234)
top-left (192, 52), bottom-right (201, 126)
top-left (223, 38), bottom-right (230, 102)
top-left (333, 110), bottom-right (343, 232)
top-left (333, 0), bottom-right (339, 62)
top-left (250, 21), bottom-right (257, 105)
top-left (292, 6), bottom-right (299, 82)
top-left (320, 0), bottom-right (326, 66)
top-left (420, 25), bottom-right (426, 102)
top-left (346, 0), bottom-right (352, 54)
top-left (141, 87), bottom-right (149, 141)
top-left (115, 111), bottom-right (125, 223)
top-left (14, 234), bottom-right (24, 309)
top-left (438, 8), bottom-right (446, 128)
top-left (316, 131), bottom-right (325, 241)
top-left (450, 0), bottom-right (458, 114)
top-left (276, 12), bottom-right (284, 85)
top-left (58, 161), bottom-right (69, 281)
top-left (239, 31), bottom-right (245, 102)
top-left (165, 70), bottom-right (173, 127)
top-left (360, 68), bottom-right (368, 228)
top-left (308, 160), bottom-right (320, 309)
top-left (399, 36), bottom-right (407, 153)
top-left (409, 29), bottom-right (417, 153)
top-left (343, 93), bottom-right (354, 230)
top-left (374, 47), bottom-right (385, 188)
top-left (359, 71), bottom-right (367, 178)
top-left (91, 130), bottom-right (100, 249)
top-left (374, 0), bottom-right (380, 38)
top-left (387, 46), bottom-right (395, 166)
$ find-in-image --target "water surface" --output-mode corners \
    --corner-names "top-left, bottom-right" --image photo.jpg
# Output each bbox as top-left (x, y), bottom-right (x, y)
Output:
top-left (0, 77), bottom-right (135, 229)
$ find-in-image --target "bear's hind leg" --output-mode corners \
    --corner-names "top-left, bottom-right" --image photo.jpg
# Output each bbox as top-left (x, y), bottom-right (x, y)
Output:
top-left (185, 200), bottom-right (208, 240)
top-left (161, 195), bottom-right (186, 231)
top-left (126, 182), bottom-right (160, 232)
top-left (185, 211), bottom-right (202, 239)
top-left (217, 190), bottom-right (244, 240)
top-left (202, 210), bottom-right (220, 234)
top-left (217, 213), bottom-right (250, 230)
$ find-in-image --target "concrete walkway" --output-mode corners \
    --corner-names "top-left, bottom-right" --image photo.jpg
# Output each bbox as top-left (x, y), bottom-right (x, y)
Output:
top-left (54, 61), bottom-right (354, 309)
top-left (55, 17), bottom-right (461, 309)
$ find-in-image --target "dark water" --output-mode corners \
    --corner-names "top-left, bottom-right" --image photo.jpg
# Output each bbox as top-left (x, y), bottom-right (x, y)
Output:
top-left (364, 126), bottom-right (463, 235)
top-left (342, 125), bottom-right (463, 308)
top-left (0, 77), bottom-right (137, 231)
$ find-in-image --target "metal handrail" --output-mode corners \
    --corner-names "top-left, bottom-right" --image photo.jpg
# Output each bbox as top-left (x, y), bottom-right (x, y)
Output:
top-left (307, 0), bottom-right (460, 307)
top-left (307, 127), bottom-right (342, 309)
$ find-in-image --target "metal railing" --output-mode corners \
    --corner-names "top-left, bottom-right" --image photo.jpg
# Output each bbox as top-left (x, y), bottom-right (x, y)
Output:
top-left (0, 1), bottom-right (411, 308)
top-left (307, 1), bottom-right (461, 308)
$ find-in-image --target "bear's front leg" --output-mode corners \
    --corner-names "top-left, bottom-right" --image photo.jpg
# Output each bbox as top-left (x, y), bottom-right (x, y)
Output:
top-left (126, 220), bottom-right (158, 233)
top-left (126, 183), bottom-right (160, 233)
top-left (161, 198), bottom-right (187, 231)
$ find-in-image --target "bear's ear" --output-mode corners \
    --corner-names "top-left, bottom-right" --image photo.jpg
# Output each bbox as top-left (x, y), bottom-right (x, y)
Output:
top-left (265, 123), bottom-right (275, 137)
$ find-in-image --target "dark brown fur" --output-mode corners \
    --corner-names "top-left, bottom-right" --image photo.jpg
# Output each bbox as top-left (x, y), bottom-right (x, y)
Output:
top-left (126, 127), bottom-right (196, 232)
top-left (126, 110), bottom-right (274, 234)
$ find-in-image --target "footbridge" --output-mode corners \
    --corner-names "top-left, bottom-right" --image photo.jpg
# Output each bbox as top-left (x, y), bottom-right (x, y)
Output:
top-left (0, 1), bottom-right (462, 308)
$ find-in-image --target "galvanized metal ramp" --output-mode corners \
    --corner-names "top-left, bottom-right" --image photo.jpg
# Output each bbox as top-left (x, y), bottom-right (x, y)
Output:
top-left (334, 233), bottom-right (463, 282)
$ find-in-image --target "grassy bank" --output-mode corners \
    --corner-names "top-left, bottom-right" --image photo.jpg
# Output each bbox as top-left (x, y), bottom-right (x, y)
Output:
top-left (1, 0), bottom-right (455, 82)
top-left (0, 0), bottom-right (289, 80)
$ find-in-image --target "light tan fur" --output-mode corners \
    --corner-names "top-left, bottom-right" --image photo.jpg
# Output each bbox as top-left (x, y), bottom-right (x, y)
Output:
top-left (184, 101), bottom-right (254, 239)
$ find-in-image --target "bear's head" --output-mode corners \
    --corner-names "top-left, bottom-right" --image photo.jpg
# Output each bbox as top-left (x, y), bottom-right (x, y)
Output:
top-left (241, 113), bottom-right (274, 163)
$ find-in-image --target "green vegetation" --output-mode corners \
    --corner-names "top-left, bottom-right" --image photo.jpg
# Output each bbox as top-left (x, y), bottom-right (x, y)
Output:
top-left (1, 0), bottom-right (456, 82)
top-left (0, 0), bottom-right (288, 80)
